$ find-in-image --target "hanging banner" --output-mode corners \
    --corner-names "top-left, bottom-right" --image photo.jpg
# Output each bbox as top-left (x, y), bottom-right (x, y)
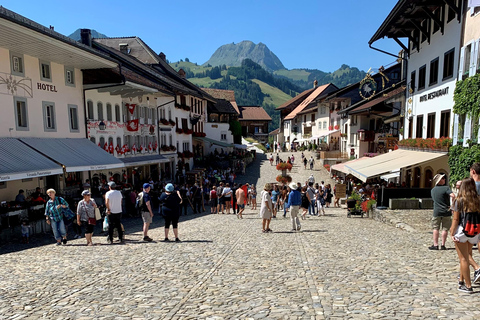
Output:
top-left (126, 119), bottom-right (139, 132)
top-left (126, 103), bottom-right (136, 115)
top-left (453, 114), bottom-right (459, 146)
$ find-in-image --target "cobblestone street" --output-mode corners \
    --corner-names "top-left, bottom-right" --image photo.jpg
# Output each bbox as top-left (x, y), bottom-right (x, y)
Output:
top-left (1, 152), bottom-right (479, 319)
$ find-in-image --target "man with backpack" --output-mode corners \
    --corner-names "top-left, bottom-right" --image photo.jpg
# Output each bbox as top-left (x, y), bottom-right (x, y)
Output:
top-left (430, 174), bottom-right (454, 250)
top-left (137, 183), bottom-right (154, 242)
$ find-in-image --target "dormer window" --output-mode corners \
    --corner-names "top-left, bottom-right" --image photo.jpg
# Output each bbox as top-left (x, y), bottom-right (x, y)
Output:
top-left (119, 44), bottom-right (130, 54)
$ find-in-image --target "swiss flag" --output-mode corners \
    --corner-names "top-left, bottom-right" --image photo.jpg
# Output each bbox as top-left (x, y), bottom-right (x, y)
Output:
top-left (126, 119), bottom-right (139, 132)
top-left (103, 143), bottom-right (108, 152)
top-left (139, 145), bottom-right (144, 153)
top-left (108, 142), bottom-right (114, 154)
top-left (153, 141), bottom-right (157, 151)
top-left (126, 103), bottom-right (136, 115)
top-left (148, 142), bottom-right (153, 152)
top-left (116, 144), bottom-right (121, 155)
top-left (132, 144), bottom-right (137, 154)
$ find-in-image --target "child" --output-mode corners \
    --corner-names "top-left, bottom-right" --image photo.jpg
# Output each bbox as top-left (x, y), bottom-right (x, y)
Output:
top-left (21, 220), bottom-right (31, 243)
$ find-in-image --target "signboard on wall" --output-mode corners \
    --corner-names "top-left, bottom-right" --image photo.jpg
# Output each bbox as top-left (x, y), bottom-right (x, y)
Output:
top-left (335, 184), bottom-right (347, 198)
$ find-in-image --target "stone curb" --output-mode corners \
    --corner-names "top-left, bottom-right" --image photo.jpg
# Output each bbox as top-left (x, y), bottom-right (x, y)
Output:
top-left (370, 208), bottom-right (417, 233)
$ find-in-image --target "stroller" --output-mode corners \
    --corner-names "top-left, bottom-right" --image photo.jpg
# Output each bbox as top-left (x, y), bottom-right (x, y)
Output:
top-left (346, 197), bottom-right (364, 218)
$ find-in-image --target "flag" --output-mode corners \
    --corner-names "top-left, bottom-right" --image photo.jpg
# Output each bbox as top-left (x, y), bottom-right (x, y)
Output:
top-left (126, 119), bottom-right (139, 131)
top-left (148, 142), bottom-right (153, 152)
top-left (103, 142), bottom-right (108, 152)
top-left (139, 145), bottom-right (144, 153)
top-left (132, 144), bottom-right (137, 154)
top-left (153, 141), bottom-right (157, 151)
top-left (126, 103), bottom-right (136, 115)
top-left (116, 144), bottom-right (121, 155)
top-left (108, 142), bottom-right (114, 154)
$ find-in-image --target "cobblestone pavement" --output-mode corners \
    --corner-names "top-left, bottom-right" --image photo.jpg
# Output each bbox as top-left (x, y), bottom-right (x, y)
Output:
top-left (1, 152), bottom-right (479, 319)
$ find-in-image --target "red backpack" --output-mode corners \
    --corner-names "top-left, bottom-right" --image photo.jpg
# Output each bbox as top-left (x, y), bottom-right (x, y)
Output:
top-left (463, 212), bottom-right (480, 237)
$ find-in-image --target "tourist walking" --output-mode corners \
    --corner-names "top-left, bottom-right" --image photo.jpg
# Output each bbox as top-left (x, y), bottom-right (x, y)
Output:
top-left (324, 184), bottom-right (333, 208)
top-left (236, 186), bottom-right (246, 219)
top-left (138, 183), bottom-right (154, 242)
top-left (159, 183), bottom-right (182, 242)
top-left (260, 183), bottom-right (273, 232)
top-left (300, 186), bottom-right (310, 220)
top-left (309, 156), bottom-right (315, 170)
top-left (285, 182), bottom-right (302, 231)
top-left (217, 182), bottom-right (225, 214)
top-left (210, 186), bottom-right (218, 214)
top-left (76, 190), bottom-right (98, 246)
top-left (430, 174), bottom-right (454, 250)
top-left (271, 185), bottom-right (280, 218)
top-left (303, 155), bottom-right (308, 169)
top-left (222, 183), bottom-right (233, 214)
top-left (316, 184), bottom-right (326, 215)
top-left (45, 189), bottom-right (69, 245)
top-left (450, 178), bottom-right (480, 293)
top-left (251, 184), bottom-right (257, 210)
top-left (105, 182), bottom-right (124, 244)
top-left (307, 182), bottom-right (316, 216)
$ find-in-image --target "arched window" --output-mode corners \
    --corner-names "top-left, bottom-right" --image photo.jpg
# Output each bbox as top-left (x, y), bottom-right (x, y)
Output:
top-left (424, 168), bottom-right (433, 188)
top-left (90, 136), bottom-right (96, 144)
top-left (99, 137), bottom-right (105, 148)
top-left (115, 104), bottom-right (121, 122)
top-left (97, 102), bottom-right (103, 120)
top-left (106, 103), bottom-right (112, 121)
top-left (87, 101), bottom-right (94, 120)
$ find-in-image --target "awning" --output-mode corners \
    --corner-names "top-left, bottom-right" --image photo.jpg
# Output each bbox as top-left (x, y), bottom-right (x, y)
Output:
top-left (384, 115), bottom-right (402, 124)
top-left (193, 137), bottom-right (234, 148)
top-left (331, 157), bottom-right (371, 174)
top-left (0, 138), bottom-right (63, 182)
top-left (380, 171), bottom-right (400, 181)
top-left (345, 149), bottom-right (447, 182)
top-left (234, 144), bottom-right (248, 149)
top-left (121, 154), bottom-right (169, 167)
top-left (20, 138), bottom-right (125, 172)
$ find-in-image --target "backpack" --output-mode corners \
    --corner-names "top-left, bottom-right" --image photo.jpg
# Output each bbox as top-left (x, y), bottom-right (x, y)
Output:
top-left (463, 212), bottom-right (480, 237)
top-left (135, 192), bottom-right (143, 210)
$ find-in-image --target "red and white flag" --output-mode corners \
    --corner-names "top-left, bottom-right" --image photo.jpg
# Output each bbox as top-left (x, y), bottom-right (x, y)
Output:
top-left (132, 144), bottom-right (137, 154)
top-left (103, 142), bottom-right (108, 152)
top-left (148, 142), bottom-right (153, 152)
top-left (139, 145), bottom-right (144, 153)
top-left (153, 141), bottom-right (158, 151)
top-left (126, 103), bottom-right (136, 115)
top-left (108, 142), bottom-right (114, 154)
top-left (126, 119), bottom-right (139, 132)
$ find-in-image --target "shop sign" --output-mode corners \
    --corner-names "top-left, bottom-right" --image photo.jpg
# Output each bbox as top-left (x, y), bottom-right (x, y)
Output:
top-left (37, 82), bottom-right (58, 92)
top-left (419, 87), bottom-right (449, 102)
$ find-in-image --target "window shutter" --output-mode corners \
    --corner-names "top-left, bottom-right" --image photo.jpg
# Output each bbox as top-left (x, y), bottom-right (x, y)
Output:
top-left (471, 40), bottom-right (479, 76)
top-left (458, 46), bottom-right (465, 80)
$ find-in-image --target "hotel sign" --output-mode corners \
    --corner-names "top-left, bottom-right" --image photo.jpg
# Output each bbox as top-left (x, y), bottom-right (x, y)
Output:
top-left (419, 87), bottom-right (449, 102)
top-left (37, 82), bottom-right (58, 92)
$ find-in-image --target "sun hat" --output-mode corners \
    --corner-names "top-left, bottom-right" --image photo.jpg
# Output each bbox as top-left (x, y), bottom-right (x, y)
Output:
top-left (165, 183), bottom-right (174, 192)
top-left (433, 173), bottom-right (445, 186)
top-left (81, 190), bottom-right (91, 197)
top-left (289, 182), bottom-right (298, 190)
top-left (143, 183), bottom-right (151, 189)
top-left (108, 181), bottom-right (116, 187)
top-left (264, 183), bottom-right (272, 191)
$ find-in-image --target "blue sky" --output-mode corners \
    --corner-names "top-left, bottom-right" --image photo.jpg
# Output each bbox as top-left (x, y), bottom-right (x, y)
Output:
top-left (2, 0), bottom-right (402, 72)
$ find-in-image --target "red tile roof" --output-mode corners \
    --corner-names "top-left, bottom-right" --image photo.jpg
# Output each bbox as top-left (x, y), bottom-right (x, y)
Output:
top-left (238, 106), bottom-right (272, 121)
top-left (276, 88), bottom-right (315, 110)
top-left (284, 84), bottom-right (336, 121)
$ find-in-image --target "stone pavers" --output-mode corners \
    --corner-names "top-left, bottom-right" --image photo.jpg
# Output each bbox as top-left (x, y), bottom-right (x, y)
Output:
top-left (0, 152), bottom-right (478, 319)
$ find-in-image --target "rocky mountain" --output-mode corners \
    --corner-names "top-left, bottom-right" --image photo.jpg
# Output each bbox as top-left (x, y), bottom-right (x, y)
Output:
top-left (203, 41), bottom-right (285, 72)
top-left (68, 29), bottom-right (108, 41)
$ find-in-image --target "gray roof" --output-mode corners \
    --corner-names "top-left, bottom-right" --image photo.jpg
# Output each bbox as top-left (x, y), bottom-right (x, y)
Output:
top-left (0, 138), bottom-right (63, 182)
top-left (20, 138), bottom-right (124, 172)
top-left (120, 154), bottom-right (169, 167)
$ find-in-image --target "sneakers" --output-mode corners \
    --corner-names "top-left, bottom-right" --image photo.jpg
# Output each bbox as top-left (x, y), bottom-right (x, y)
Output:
top-left (175, 238), bottom-right (181, 242)
top-left (440, 245), bottom-right (447, 250)
top-left (473, 269), bottom-right (480, 284)
top-left (458, 284), bottom-right (474, 294)
top-left (163, 238), bottom-right (170, 242)
top-left (297, 226), bottom-right (301, 231)
top-left (62, 238), bottom-right (67, 245)
top-left (143, 236), bottom-right (153, 242)
top-left (428, 244), bottom-right (438, 250)
top-left (56, 242), bottom-right (62, 246)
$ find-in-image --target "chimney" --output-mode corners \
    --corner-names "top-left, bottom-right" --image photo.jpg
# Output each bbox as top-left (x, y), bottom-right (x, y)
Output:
top-left (119, 44), bottom-right (130, 55)
top-left (159, 52), bottom-right (166, 61)
top-left (313, 79), bottom-right (318, 88)
top-left (178, 69), bottom-right (186, 79)
top-left (80, 29), bottom-right (92, 47)
top-left (49, 25), bottom-right (54, 31)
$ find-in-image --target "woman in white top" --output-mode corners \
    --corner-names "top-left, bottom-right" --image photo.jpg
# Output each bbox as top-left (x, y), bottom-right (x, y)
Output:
top-left (260, 183), bottom-right (273, 233)
top-left (222, 183), bottom-right (233, 214)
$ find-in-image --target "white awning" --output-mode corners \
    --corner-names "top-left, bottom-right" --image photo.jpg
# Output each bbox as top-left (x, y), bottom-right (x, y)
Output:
top-left (345, 149), bottom-right (447, 182)
top-left (121, 154), bottom-right (169, 167)
top-left (331, 157), bottom-right (371, 174)
top-left (380, 171), bottom-right (400, 180)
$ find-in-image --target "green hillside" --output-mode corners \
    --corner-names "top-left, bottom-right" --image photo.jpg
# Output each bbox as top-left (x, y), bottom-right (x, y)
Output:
top-left (252, 79), bottom-right (292, 107)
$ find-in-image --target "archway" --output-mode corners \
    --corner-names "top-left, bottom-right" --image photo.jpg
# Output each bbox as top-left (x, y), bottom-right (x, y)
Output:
top-left (424, 168), bottom-right (433, 188)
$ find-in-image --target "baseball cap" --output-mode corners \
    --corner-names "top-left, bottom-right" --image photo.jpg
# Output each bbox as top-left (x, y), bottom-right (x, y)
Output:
top-left (108, 181), bottom-right (116, 187)
top-left (143, 183), bottom-right (151, 189)
top-left (81, 190), bottom-right (91, 196)
top-left (165, 183), bottom-right (174, 192)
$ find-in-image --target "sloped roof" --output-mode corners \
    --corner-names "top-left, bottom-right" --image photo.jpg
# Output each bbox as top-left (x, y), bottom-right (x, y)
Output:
top-left (269, 128), bottom-right (280, 135)
top-left (238, 106), bottom-right (272, 121)
top-left (284, 84), bottom-right (337, 121)
top-left (209, 99), bottom-right (238, 114)
top-left (201, 88), bottom-right (240, 114)
top-left (276, 88), bottom-right (315, 110)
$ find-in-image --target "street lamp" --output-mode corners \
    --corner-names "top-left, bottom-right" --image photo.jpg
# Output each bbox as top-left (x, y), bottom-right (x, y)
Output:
top-left (99, 121), bottom-right (106, 131)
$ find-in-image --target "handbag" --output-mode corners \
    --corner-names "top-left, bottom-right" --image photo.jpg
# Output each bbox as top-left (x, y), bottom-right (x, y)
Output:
top-left (95, 208), bottom-right (102, 220)
top-left (88, 217), bottom-right (96, 225)
top-left (63, 207), bottom-right (76, 220)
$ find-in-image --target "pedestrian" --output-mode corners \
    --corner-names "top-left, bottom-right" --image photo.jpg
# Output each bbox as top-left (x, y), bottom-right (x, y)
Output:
top-left (222, 183), bottom-right (232, 214)
top-left (324, 184), bottom-right (333, 208)
top-left (159, 183), bottom-right (182, 242)
top-left (429, 174), bottom-right (454, 250)
top-left (303, 157), bottom-right (308, 170)
top-left (450, 178), bottom-right (480, 293)
top-left (285, 182), bottom-right (302, 231)
top-left (275, 153), bottom-right (280, 165)
top-left (179, 185), bottom-right (189, 215)
top-left (260, 183), bottom-right (274, 232)
top-left (309, 156), bottom-right (315, 170)
top-left (270, 153), bottom-right (274, 165)
top-left (300, 186), bottom-right (310, 220)
top-left (191, 183), bottom-right (203, 214)
top-left (21, 220), bottom-right (31, 244)
top-left (236, 185), bottom-right (246, 219)
top-left (281, 185), bottom-right (290, 218)
top-left (308, 174), bottom-right (315, 185)
top-left (251, 184), bottom-right (257, 210)
top-left (217, 182), bottom-right (225, 214)
top-left (291, 154), bottom-right (295, 164)
top-left (105, 182), bottom-right (124, 244)
top-left (231, 183), bottom-right (238, 215)
top-left (316, 184), bottom-right (326, 215)
top-left (307, 182), bottom-right (316, 216)
top-left (44, 189), bottom-right (69, 245)
top-left (138, 183), bottom-right (154, 242)
top-left (210, 186), bottom-right (218, 214)
top-left (76, 190), bottom-right (98, 246)
top-left (271, 185), bottom-right (280, 218)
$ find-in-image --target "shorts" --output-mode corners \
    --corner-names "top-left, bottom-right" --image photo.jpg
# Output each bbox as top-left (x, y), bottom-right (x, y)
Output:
top-left (453, 225), bottom-right (480, 244)
top-left (82, 221), bottom-right (95, 234)
top-left (22, 232), bottom-right (29, 237)
top-left (218, 197), bottom-right (225, 205)
top-left (164, 214), bottom-right (179, 229)
top-left (431, 216), bottom-right (452, 231)
top-left (237, 204), bottom-right (245, 209)
top-left (142, 211), bottom-right (152, 224)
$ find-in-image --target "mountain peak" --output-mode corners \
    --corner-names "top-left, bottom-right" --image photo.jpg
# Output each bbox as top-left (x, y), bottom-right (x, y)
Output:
top-left (203, 41), bottom-right (285, 72)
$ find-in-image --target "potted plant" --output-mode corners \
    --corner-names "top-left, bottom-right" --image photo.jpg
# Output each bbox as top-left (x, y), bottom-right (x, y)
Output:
top-left (276, 174), bottom-right (292, 184)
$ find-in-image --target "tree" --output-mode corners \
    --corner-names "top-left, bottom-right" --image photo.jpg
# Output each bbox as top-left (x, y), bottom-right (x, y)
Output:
top-left (185, 58), bottom-right (190, 62)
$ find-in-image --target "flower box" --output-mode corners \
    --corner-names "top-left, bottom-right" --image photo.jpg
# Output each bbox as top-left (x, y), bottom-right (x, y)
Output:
top-left (169, 120), bottom-right (176, 126)
top-left (276, 162), bottom-right (292, 171)
top-left (161, 145), bottom-right (170, 151)
top-left (334, 125), bottom-right (339, 130)
top-left (176, 128), bottom-right (184, 134)
top-left (276, 174), bottom-right (292, 184)
top-left (328, 126), bottom-right (333, 131)
top-left (169, 145), bottom-right (176, 151)
top-left (160, 119), bottom-right (169, 125)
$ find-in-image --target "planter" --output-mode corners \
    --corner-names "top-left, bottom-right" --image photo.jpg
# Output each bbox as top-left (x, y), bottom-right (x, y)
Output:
top-left (389, 198), bottom-right (419, 210)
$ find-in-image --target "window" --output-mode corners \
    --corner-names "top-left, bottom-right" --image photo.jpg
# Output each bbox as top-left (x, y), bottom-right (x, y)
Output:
top-left (418, 65), bottom-right (426, 90)
top-left (304, 115), bottom-right (307, 123)
top-left (221, 132), bottom-right (227, 140)
top-left (421, 20), bottom-right (429, 43)
top-left (427, 113), bottom-right (435, 138)
top-left (39, 61), bottom-right (51, 81)
top-left (99, 137), bottom-right (105, 149)
top-left (408, 117), bottom-right (413, 138)
top-left (10, 52), bottom-right (24, 76)
top-left (433, 7), bottom-right (442, 34)
top-left (440, 110), bottom-right (450, 138)
top-left (90, 137), bottom-right (96, 144)
top-left (320, 106), bottom-right (326, 114)
top-left (183, 142), bottom-right (190, 152)
top-left (42, 101), bottom-right (56, 131)
top-left (463, 44), bottom-right (472, 78)
top-left (447, 1), bottom-right (457, 22)
top-left (443, 48), bottom-right (455, 80)
top-left (106, 103), bottom-right (112, 121)
top-left (68, 105), bottom-right (79, 132)
top-left (115, 104), bottom-right (121, 122)
top-left (311, 114), bottom-right (315, 122)
top-left (14, 97), bottom-right (28, 131)
top-left (65, 67), bottom-right (75, 86)
top-left (429, 58), bottom-right (439, 86)
top-left (182, 118), bottom-right (188, 130)
top-left (169, 134), bottom-right (172, 145)
top-left (87, 101), bottom-right (94, 120)
top-left (323, 121), bottom-right (327, 129)
top-left (97, 102), bottom-right (103, 120)
top-left (416, 115), bottom-right (423, 138)
top-left (410, 71), bottom-right (416, 93)
top-left (116, 137), bottom-right (122, 150)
